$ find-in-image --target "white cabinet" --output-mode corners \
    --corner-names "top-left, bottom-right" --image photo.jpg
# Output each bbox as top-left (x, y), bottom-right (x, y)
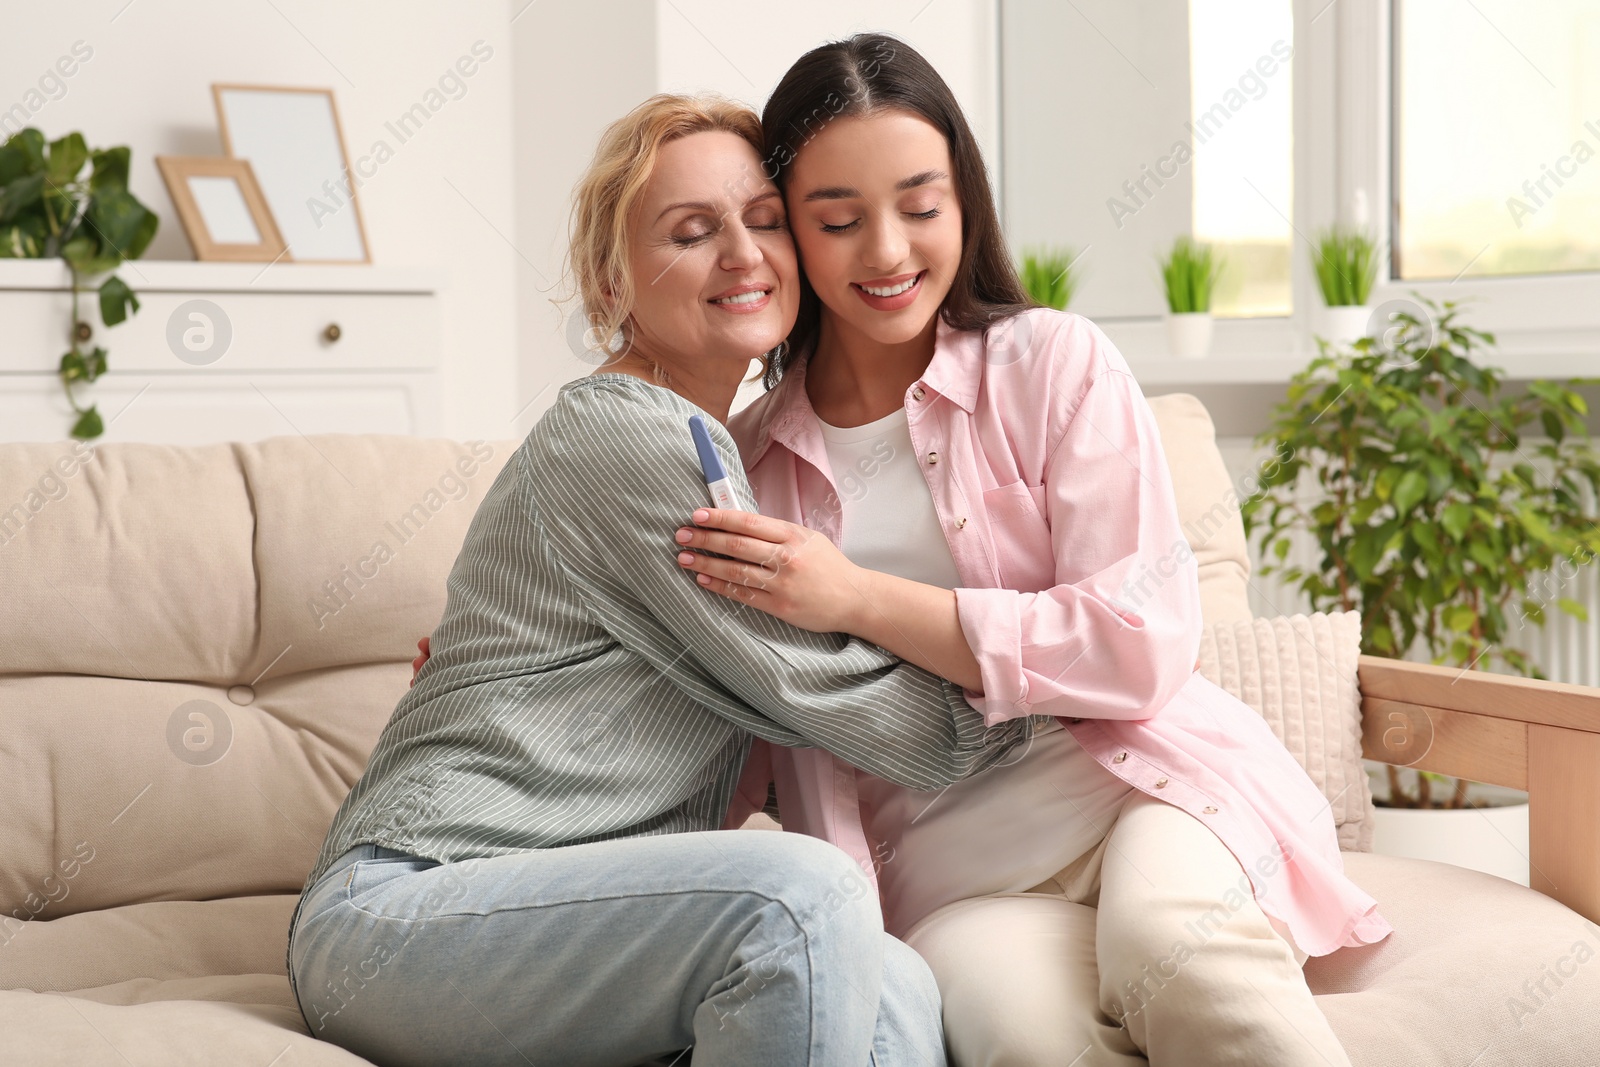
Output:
top-left (0, 261), bottom-right (443, 444)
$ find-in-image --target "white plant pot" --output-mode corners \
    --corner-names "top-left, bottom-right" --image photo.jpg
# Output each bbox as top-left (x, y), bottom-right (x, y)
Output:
top-left (1370, 789), bottom-right (1531, 886)
top-left (1165, 312), bottom-right (1214, 360)
top-left (1315, 303), bottom-right (1372, 348)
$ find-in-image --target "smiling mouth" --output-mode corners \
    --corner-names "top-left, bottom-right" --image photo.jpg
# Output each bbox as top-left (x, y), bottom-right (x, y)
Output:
top-left (708, 286), bottom-right (773, 306)
top-left (855, 272), bottom-right (924, 298)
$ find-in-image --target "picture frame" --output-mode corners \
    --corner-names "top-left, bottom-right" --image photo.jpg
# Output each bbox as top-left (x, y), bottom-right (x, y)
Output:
top-left (212, 83), bottom-right (371, 264)
top-left (155, 156), bottom-right (289, 263)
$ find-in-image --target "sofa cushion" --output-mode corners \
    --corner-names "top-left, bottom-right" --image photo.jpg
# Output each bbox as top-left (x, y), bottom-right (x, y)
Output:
top-left (1310, 851), bottom-right (1600, 1066)
top-left (1197, 610), bottom-right (1374, 852)
top-left (238, 434), bottom-right (519, 680)
top-left (1145, 393), bottom-right (1253, 627)
top-left (0, 896), bottom-right (298, 993)
top-left (0, 440), bottom-right (256, 685)
top-left (0, 662), bottom-right (407, 918)
top-left (0, 979), bottom-right (371, 1066)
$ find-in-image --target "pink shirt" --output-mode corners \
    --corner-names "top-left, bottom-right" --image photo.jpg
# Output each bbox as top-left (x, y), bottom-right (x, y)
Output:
top-left (722, 308), bottom-right (1393, 958)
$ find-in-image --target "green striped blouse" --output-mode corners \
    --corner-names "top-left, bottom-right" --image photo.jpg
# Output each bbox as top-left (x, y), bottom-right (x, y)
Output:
top-left (298, 373), bottom-right (1033, 897)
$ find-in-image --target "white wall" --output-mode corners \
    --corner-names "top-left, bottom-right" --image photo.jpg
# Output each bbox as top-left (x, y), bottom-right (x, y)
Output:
top-left (506, 0), bottom-right (1003, 423)
top-left (1001, 0), bottom-right (1194, 321)
top-left (1, 0), bottom-right (518, 440)
top-left (654, 1), bottom-right (1001, 175)
top-left (4, 2), bottom-right (1004, 438)
top-left (509, 0), bottom-right (658, 432)
top-left (505, 4), bottom-right (998, 428)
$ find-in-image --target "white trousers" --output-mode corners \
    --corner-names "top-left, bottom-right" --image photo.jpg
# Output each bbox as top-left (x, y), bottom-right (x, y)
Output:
top-left (902, 792), bottom-right (1352, 1067)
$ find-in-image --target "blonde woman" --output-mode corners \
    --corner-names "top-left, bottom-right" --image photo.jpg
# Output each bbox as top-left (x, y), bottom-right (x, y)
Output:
top-left (289, 95), bottom-right (1032, 1067)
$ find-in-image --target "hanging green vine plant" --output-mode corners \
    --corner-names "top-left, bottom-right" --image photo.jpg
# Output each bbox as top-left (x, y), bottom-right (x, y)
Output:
top-left (0, 128), bottom-right (159, 439)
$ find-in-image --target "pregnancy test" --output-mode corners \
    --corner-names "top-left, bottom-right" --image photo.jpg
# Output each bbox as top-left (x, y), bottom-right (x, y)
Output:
top-left (688, 415), bottom-right (743, 511)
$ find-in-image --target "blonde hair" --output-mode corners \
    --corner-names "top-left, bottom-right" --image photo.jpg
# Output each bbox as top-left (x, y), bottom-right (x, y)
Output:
top-left (567, 94), bottom-right (766, 367)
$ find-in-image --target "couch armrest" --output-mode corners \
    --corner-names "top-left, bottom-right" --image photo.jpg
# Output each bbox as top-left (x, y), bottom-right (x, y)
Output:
top-left (1358, 654), bottom-right (1600, 923)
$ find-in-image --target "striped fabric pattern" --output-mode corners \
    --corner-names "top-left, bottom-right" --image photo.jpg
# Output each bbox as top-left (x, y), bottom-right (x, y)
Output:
top-left (298, 373), bottom-right (1033, 900)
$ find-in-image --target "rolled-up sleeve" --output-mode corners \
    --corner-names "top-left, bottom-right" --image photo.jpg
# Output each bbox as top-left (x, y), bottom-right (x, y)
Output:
top-left (955, 364), bottom-right (1203, 724)
top-left (528, 379), bottom-right (1030, 790)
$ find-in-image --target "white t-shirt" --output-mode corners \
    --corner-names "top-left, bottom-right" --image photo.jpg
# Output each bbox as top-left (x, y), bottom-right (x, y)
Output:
top-left (818, 405), bottom-right (964, 589)
top-left (818, 405), bottom-right (1136, 937)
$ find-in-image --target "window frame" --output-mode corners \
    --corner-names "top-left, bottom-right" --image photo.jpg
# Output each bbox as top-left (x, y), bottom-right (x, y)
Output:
top-left (1346, 0), bottom-right (1600, 357)
top-left (1087, 0), bottom-right (1331, 360)
top-left (1085, 0), bottom-right (1600, 367)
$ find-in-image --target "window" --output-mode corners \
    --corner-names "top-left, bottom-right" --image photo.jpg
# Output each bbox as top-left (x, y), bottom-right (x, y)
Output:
top-left (1394, 0), bottom-right (1600, 280)
top-left (999, 0), bottom-right (1298, 328)
top-left (1189, 0), bottom-right (1295, 317)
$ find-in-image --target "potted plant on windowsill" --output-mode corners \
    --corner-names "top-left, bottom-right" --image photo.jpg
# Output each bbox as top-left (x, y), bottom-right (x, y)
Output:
top-left (1018, 245), bottom-right (1083, 311)
top-left (1241, 294), bottom-right (1600, 882)
top-left (1158, 236), bottom-right (1223, 359)
top-left (1311, 224), bottom-right (1378, 348)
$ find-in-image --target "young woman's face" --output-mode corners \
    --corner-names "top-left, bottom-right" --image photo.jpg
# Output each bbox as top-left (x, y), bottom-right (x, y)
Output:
top-left (626, 131), bottom-right (799, 370)
top-left (786, 110), bottom-right (964, 348)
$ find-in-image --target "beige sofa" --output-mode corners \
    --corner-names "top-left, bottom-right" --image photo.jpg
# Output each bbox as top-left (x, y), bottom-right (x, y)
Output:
top-left (3, 395), bottom-right (1598, 1066)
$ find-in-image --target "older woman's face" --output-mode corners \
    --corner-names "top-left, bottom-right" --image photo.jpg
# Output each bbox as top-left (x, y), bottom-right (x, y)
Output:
top-left (626, 131), bottom-right (798, 371)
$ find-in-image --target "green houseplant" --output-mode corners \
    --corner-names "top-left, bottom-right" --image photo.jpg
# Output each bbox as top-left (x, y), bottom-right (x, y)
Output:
top-left (1310, 225), bottom-right (1379, 347)
top-left (1241, 294), bottom-right (1600, 810)
top-left (1311, 225), bottom-right (1378, 307)
top-left (1158, 236), bottom-right (1223, 359)
top-left (1018, 246), bottom-right (1082, 311)
top-left (0, 127), bottom-right (159, 439)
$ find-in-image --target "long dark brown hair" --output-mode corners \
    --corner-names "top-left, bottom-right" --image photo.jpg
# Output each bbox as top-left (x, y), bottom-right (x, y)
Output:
top-left (760, 33), bottom-right (1032, 386)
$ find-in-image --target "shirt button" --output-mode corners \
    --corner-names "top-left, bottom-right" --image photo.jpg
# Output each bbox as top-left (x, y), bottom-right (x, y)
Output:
top-left (1112, 752), bottom-right (1128, 763)
top-left (927, 451), bottom-right (940, 465)
top-left (955, 517), bottom-right (968, 529)
top-left (1203, 805), bottom-right (1218, 814)
top-left (1155, 777), bottom-right (1169, 788)
top-left (912, 386), bottom-right (926, 401)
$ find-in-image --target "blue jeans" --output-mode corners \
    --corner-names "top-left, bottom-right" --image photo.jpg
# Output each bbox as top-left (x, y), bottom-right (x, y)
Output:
top-left (288, 831), bottom-right (947, 1067)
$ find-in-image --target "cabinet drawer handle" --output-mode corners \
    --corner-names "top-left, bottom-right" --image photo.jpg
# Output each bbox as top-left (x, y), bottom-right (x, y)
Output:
top-left (323, 323), bottom-right (342, 343)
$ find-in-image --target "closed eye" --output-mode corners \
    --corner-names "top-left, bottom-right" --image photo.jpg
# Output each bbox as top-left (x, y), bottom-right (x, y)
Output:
top-left (822, 207), bottom-right (940, 234)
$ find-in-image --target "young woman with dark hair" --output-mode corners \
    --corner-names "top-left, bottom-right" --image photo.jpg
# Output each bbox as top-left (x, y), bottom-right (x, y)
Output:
top-left (669, 33), bottom-right (1392, 1067)
top-left (756, 33), bottom-right (1031, 387)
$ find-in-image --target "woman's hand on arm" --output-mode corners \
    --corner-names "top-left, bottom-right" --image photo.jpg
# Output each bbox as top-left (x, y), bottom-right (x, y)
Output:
top-left (672, 508), bottom-right (865, 633)
top-left (529, 384), bottom-right (1028, 790)
top-left (414, 449), bottom-right (1202, 702)
top-left (675, 507), bottom-right (984, 691)
top-left (410, 636), bottom-right (430, 687)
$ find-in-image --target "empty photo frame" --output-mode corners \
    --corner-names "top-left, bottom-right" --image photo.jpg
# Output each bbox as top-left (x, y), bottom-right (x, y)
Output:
top-left (156, 156), bottom-right (288, 262)
top-left (213, 84), bottom-right (370, 263)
